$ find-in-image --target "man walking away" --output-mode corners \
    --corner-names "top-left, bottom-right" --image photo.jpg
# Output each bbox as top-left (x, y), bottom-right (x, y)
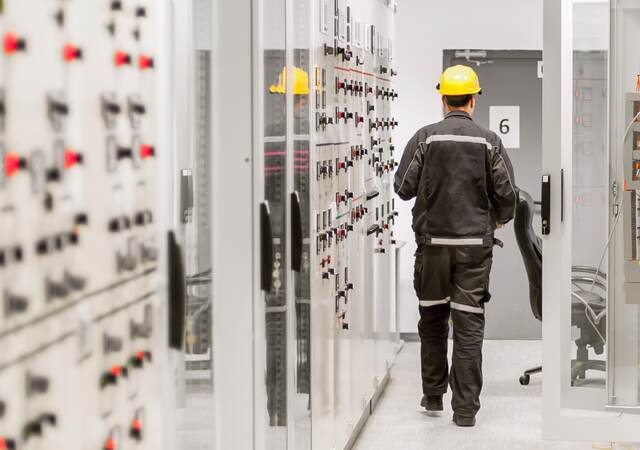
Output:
top-left (394, 65), bottom-right (517, 427)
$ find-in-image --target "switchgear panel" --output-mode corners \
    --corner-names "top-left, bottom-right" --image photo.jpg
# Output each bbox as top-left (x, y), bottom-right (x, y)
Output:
top-left (310, 0), bottom-right (399, 449)
top-left (623, 93), bottom-right (640, 303)
top-left (0, 1), bottom-right (168, 449)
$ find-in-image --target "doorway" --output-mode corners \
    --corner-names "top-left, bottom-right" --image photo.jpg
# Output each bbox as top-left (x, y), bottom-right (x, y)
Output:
top-left (444, 50), bottom-right (543, 339)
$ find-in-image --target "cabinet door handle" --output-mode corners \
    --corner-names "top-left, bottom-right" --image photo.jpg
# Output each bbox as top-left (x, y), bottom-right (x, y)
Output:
top-left (167, 231), bottom-right (185, 350)
top-left (541, 174), bottom-right (551, 235)
top-left (291, 192), bottom-right (303, 272)
top-left (260, 202), bottom-right (274, 291)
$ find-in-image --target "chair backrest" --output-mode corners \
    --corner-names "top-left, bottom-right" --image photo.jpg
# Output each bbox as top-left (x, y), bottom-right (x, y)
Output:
top-left (513, 190), bottom-right (543, 321)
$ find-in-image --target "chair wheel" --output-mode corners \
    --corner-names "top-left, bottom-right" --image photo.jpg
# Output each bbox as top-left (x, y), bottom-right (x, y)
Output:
top-left (519, 375), bottom-right (530, 386)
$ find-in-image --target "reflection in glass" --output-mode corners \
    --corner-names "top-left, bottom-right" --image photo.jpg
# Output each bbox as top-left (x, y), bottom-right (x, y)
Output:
top-left (293, 50), bottom-right (312, 450)
top-left (570, 3), bottom-right (608, 389)
top-left (176, 51), bottom-right (214, 450)
top-left (264, 50), bottom-right (289, 436)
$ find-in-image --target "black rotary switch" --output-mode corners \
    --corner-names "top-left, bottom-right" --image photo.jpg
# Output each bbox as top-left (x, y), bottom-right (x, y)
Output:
top-left (117, 146), bottom-right (133, 160)
top-left (46, 278), bottom-right (69, 301)
top-left (65, 271), bottom-right (87, 291)
top-left (140, 244), bottom-right (158, 263)
top-left (103, 333), bottom-right (123, 354)
top-left (4, 290), bottom-right (28, 316)
top-left (26, 373), bottom-right (50, 396)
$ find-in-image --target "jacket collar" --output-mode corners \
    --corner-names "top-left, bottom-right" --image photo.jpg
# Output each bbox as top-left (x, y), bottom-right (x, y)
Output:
top-left (444, 110), bottom-right (473, 121)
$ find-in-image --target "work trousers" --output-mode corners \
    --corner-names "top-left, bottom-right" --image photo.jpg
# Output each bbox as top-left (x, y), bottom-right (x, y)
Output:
top-left (414, 245), bottom-right (493, 419)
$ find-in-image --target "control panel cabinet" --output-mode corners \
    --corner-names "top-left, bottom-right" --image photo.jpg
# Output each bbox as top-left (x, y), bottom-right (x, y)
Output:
top-left (310, 1), bottom-right (399, 449)
top-left (0, 1), bottom-right (169, 449)
top-left (623, 93), bottom-right (640, 303)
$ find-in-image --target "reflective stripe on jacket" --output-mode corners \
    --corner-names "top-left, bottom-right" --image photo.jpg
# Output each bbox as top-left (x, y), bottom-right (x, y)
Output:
top-left (394, 110), bottom-right (517, 246)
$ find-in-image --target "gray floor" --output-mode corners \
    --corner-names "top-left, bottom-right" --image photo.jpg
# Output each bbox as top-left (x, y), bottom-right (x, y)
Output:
top-left (352, 341), bottom-right (602, 450)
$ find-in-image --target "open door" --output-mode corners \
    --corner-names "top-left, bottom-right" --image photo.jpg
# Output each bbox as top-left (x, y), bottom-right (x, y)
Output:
top-left (543, 0), bottom-right (640, 442)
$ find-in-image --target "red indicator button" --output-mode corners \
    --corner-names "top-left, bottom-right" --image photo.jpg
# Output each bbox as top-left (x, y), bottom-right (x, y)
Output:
top-left (114, 50), bottom-right (131, 66)
top-left (3, 33), bottom-right (26, 54)
top-left (0, 438), bottom-right (15, 450)
top-left (138, 55), bottom-right (154, 70)
top-left (104, 437), bottom-right (116, 450)
top-left (130, 417), bottom-right (143, 440)
top-left (131, 350), bottom-right (152, 367)
top-left (4, 153), bottom-right (26, 177)
top-left (63, 44), bottom-right (82, 62)
top-left (139, 144), bottom-right (155, 159)
top-left (63, 150), bottom-right (83, 169)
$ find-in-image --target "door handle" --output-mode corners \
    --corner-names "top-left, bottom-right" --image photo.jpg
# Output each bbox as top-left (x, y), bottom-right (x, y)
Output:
top-left (541, 174), bottom-right (551, 235)
top-left (260, 202), bottom-right (274, 291)
top-left (167, 231), bottom-right (185, 350)
top-left (291, 192), bottom-right (303, 272)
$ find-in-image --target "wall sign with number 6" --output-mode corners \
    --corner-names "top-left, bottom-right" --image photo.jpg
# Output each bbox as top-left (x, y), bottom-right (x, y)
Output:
top-left (490, 106), bottom-right (520, 149)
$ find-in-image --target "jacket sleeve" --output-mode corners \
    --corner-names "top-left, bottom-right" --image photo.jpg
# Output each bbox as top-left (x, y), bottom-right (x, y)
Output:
top-left (394, 131), bottom-right (423, 201)
top-left (488, 140), bottom-right (518, 225)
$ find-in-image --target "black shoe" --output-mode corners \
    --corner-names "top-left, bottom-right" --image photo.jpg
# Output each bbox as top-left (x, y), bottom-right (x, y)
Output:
top-left (452, 413), bottom-right (476, 427)
top-left (420, 395), bottom-right (443, 416)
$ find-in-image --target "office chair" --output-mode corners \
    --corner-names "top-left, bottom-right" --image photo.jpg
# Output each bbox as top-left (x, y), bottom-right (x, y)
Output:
top-left (513, 190), bottom-right (607, 386)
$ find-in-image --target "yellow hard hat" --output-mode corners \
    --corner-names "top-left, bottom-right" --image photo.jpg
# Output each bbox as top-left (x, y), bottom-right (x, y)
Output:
top-left (269, 66), bottom-right (310, 95)
top-left (436, 65), bottom-right (482, 96)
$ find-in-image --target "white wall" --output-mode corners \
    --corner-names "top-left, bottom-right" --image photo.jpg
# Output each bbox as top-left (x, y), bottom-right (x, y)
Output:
top-left (394, 0), bottom-right (544, 333)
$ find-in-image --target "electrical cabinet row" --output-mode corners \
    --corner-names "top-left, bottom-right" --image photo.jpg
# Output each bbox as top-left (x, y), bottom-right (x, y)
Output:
top-left (255, 0), bottom-right (401, 449)
top-left (0, 1), bottom-right (171, 449)
top-left (0, 0), bottom-right (402, 448)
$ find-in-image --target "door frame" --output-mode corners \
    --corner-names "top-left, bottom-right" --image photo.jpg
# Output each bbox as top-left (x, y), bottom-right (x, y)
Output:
top-left (211, 1), bottom-right (257, 449)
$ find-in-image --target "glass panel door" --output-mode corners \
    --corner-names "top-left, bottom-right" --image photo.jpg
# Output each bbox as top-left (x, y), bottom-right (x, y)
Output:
top-left (260, 0), bottom-right (290, 447)
top-left (292, 0), bottom-right (313, 448)
top-left (608, 0), bottom-right (640, 413)
top-left (544, 0), bottom-right (640, 442)
top-left (565, 1), bottom-right (609, 406)
top-left (172, 1), bottom-right (214, 448)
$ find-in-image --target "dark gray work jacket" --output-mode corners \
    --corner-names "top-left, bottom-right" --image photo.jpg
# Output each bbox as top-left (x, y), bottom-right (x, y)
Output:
top-left (394, 111), bottom-right (517, 247)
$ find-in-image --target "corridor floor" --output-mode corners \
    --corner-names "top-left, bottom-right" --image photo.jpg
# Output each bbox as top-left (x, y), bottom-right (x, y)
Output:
top-left (352, 341), bottom-right (603, 450)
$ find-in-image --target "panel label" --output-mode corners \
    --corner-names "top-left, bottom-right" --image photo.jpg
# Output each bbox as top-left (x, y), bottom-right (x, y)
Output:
top-left (489, 106), bottom-right (520, 149)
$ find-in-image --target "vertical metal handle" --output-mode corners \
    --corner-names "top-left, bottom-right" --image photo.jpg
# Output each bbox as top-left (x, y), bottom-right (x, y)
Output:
top-left (167, 231), bottom-right (186, 350)
top-left (541, 174), bottom-right (551, 235)
top-left (560, 169), bottom-right (564, 222)
top-left (260, 202), bottom-right (274, 291)
top-left (291, 192), bottom-right (303, 272)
